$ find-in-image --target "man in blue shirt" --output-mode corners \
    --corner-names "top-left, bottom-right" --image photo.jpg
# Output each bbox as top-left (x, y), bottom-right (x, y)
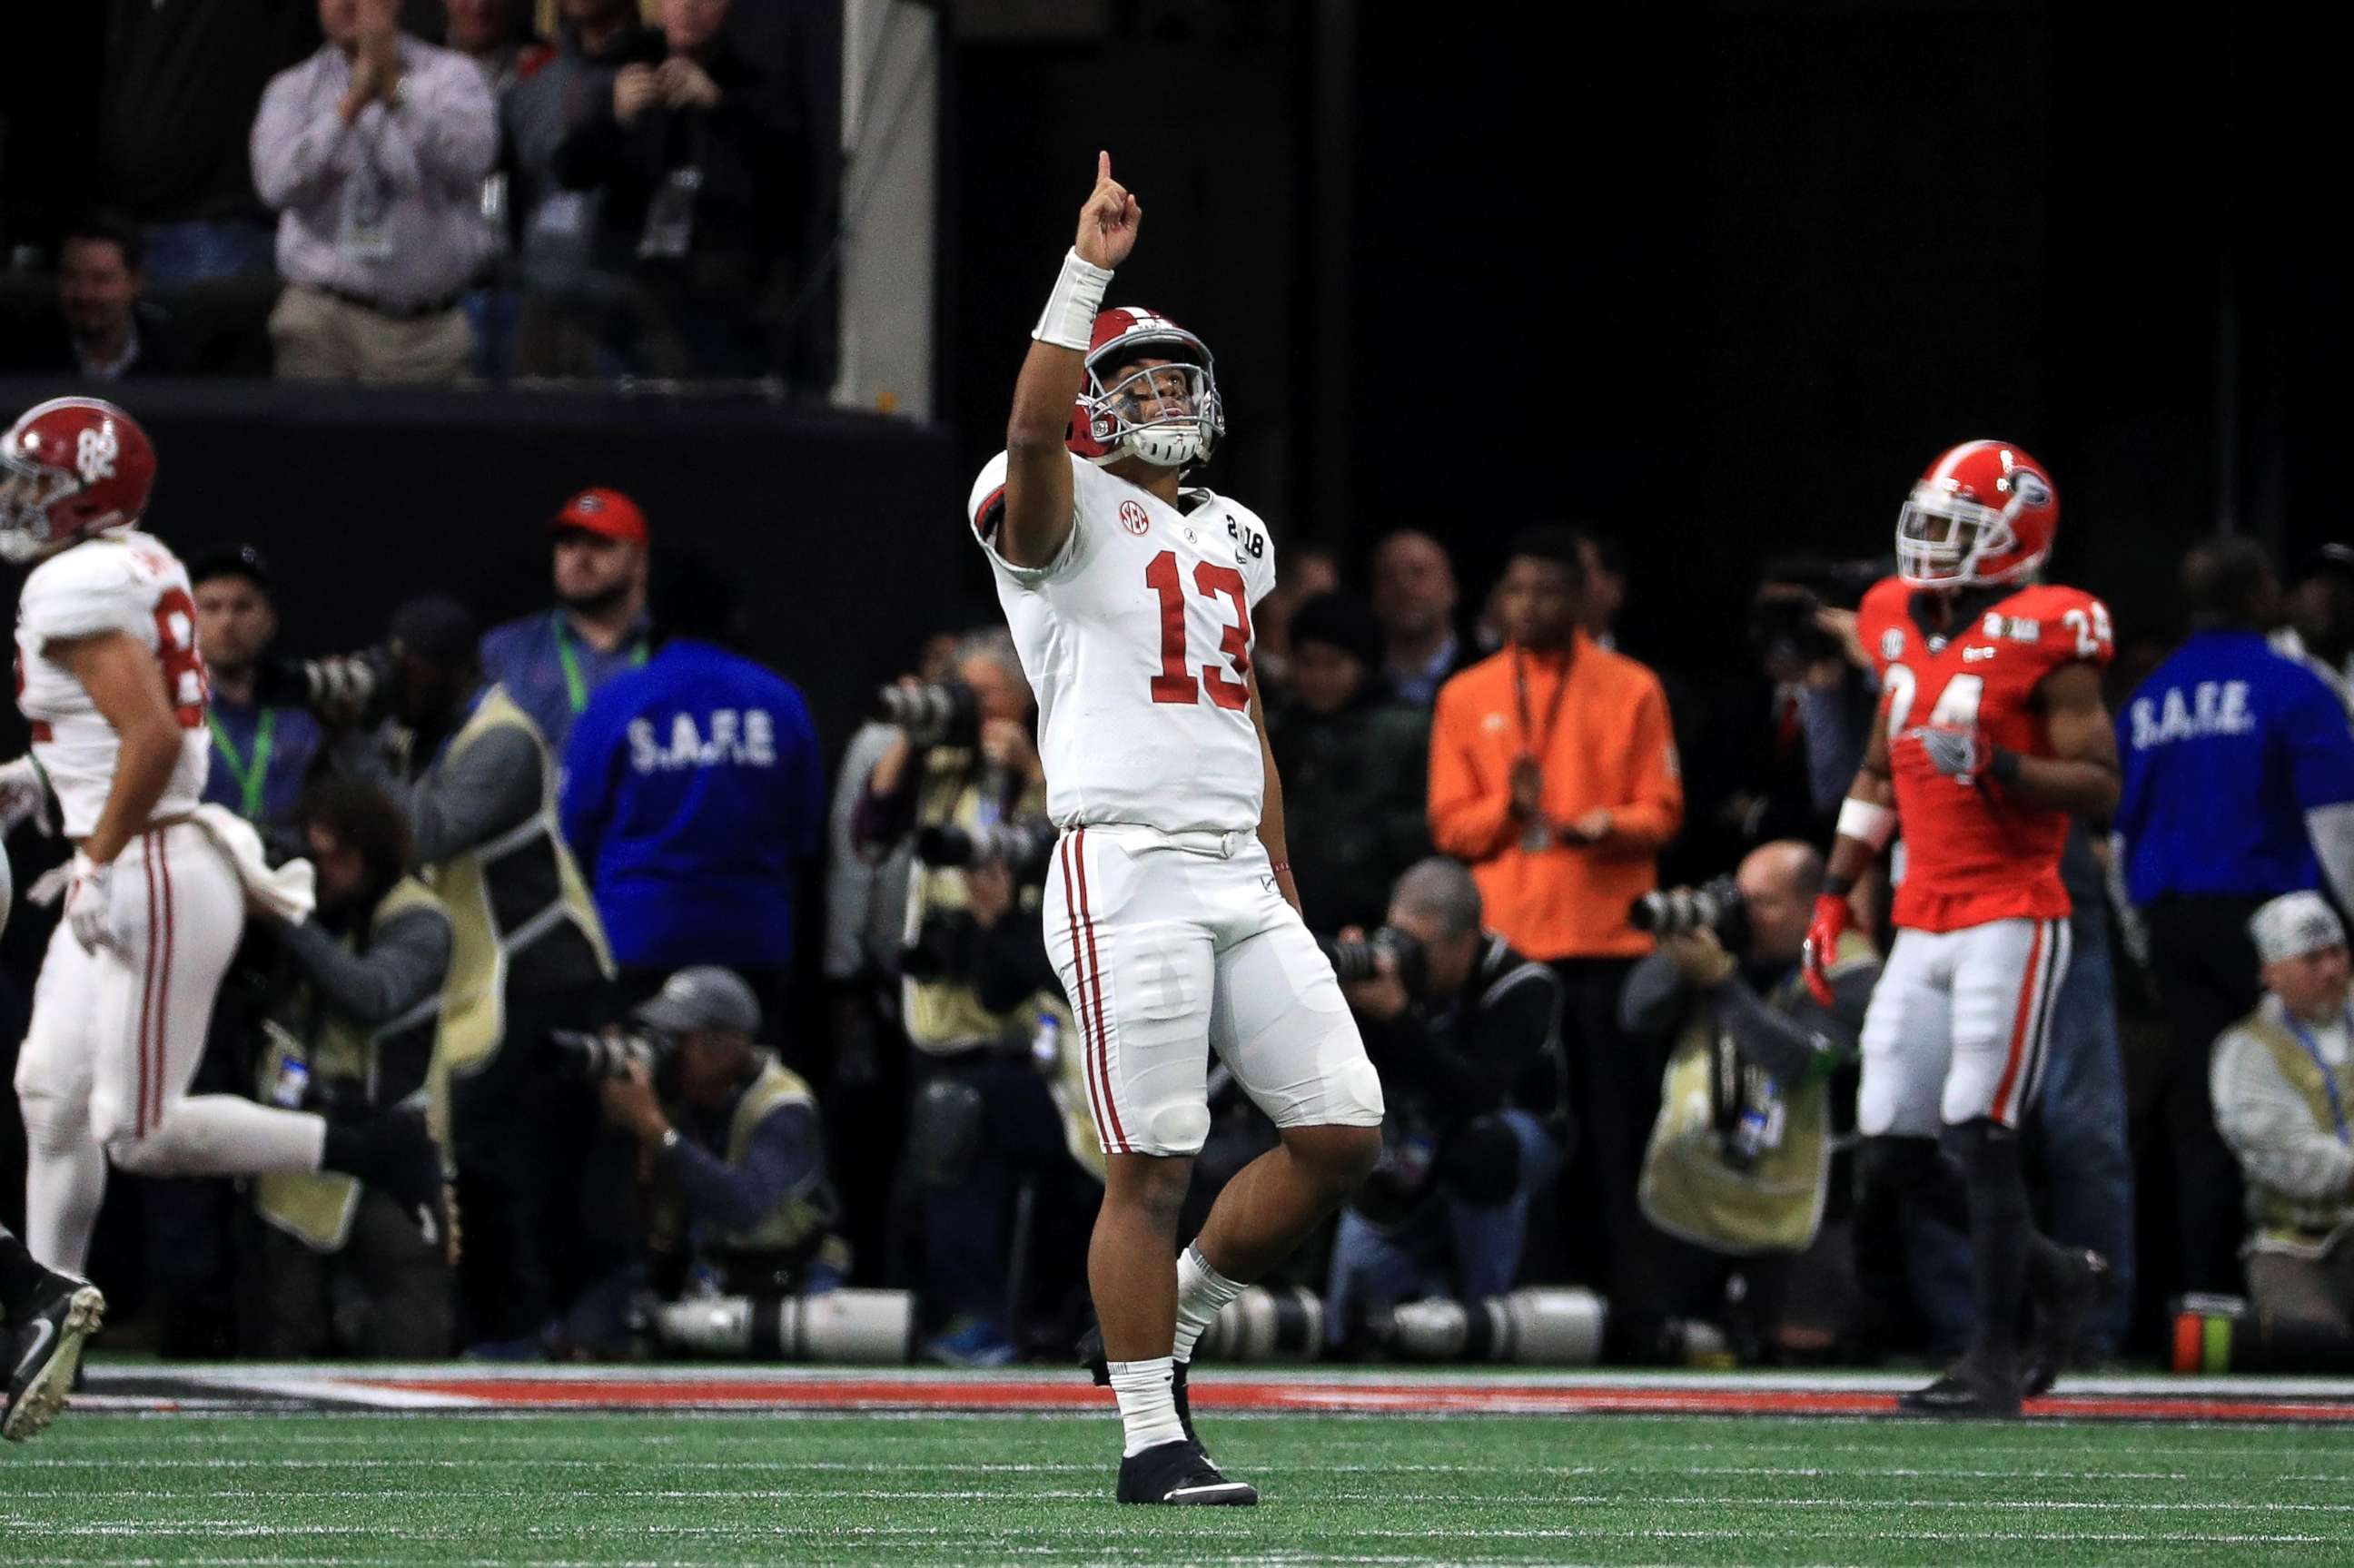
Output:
top-left (2115, 536), bottom-right (2354, 1297)
top-left (190, 546), bottom-right (323, 847)
top-left (481, 486), bottom-right (654, 754)
top-left (561, 552), bottom-right (824, 1047)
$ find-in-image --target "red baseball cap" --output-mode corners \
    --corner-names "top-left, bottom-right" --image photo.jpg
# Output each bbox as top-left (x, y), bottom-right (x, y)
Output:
top-left (550, 487), bottom-right (648, 545)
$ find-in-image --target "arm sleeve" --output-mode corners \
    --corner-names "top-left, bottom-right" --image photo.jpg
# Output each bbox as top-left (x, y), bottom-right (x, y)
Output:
top-left (665, 1101), bottom-right (824, 1232)
top-left (2211, 1029), bottom-right (2354, 1207)
top-left (1715, 960), bottom-right (1874, 1084)
top-left (1597, 676), bottom-right (1685, 853)
top-left (1427, 685), bottom-right (1518, 863)
top-left (251, 67), bottom-right (352, 212)
top-left (280, 907), bottom-right (452, 1027)
top-left (371, 55), bottom-right (499, 196)
top-left (1617, 952), bottom-right (1690, 1040)
top-left (406, 727), bottom-right (543, 864)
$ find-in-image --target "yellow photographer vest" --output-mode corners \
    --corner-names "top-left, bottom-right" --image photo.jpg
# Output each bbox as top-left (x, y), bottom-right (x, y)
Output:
top-left (900, 752), bottom-right (1050, 1053)
top-left (1637, 932), bottom-right (1869, 1256)
top-left (253, 879), bottom-right (448, 1253)
top-left (649, 1058), bottom-right (837, 1258)
top-left (2235, 1012), bottom-right (2354, 1253)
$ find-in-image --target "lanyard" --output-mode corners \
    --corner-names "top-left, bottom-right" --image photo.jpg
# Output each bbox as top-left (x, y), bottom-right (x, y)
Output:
top-left (1510, 642), bottom-right (1575, 763)
top-left (554, 611), bottom-right (648, 715)
top-left (207, 706), bottom-right (278, 823)
top-left (2284, 1008), bottom-right (2354, 1144)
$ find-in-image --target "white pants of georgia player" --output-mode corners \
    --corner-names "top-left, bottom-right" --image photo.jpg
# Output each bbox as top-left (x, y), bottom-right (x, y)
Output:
top-left (13, 821), bottom-right (322, 1272)
top-left (1856, 915), bottom-right (2072, 1138)
top-left (1043, 823), bottom-right (1386, 1159)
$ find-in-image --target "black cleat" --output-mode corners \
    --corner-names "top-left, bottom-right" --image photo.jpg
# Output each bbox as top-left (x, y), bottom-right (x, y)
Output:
top-left (2023, 1247), bottom-right (2112, 1399)
top-left (1078, 1323), bottom-right (1200, 1447)
top-left (338, 1101), bottom-right (459, 1265)
top-left (1116, 1438), bottom-right (1257, 1505)
top-left (5, 1276), bottom-right (104, 1443)
top-left (1897, 1362), bottom-right (2023, 1419)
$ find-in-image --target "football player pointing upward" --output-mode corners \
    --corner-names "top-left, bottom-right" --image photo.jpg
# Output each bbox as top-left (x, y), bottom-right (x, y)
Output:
top-left (1805, 440), bottom-right (2117, 1416)
top-left (974, 155), bottom-right (1384, 1504)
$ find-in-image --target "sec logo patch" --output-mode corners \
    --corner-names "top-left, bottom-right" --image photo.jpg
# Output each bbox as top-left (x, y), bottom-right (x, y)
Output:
top-left (1119, 500), bottom-right (1151, 536)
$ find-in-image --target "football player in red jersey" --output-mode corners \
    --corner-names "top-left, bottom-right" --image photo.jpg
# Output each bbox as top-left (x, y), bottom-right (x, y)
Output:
top-left (1804, 440), bottom-right (2119, 1416)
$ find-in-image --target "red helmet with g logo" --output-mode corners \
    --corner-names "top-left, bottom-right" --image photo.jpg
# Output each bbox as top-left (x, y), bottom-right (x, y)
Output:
top-left (0, 397), bottom-right (158, 565)
top-left (1895, 439), bottom-right (2058, 589)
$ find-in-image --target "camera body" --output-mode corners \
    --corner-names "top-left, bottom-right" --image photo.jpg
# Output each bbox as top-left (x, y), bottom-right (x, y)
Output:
top-left (1630, 873), bottom-right (1749, 952)
top-left (256, 645), bottom-right (400, 723)
top-left (547, 1025), bottom-right (674, 1083)
top-left (874, 680), bottom-right (980, 748)
top-left (1323, 924), bottom-right (1428, 999)
top-left (1750, 556), bottom-right (1882, 667)
top-left (914, 815), bottom-right (1057, 883)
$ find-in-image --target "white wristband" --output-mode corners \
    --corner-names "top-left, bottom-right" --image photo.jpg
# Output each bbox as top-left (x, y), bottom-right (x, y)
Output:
top-left (1836, 797), bottom-right (1897, 853)
top-left (1032, 248), bottom-right (1113, 352)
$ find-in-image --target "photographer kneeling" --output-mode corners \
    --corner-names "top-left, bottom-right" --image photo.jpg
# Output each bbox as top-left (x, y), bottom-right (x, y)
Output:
top-left (855, 631), bottom-right (1076, 1366)
top-left (244, 779), bottom-right (456, 1358)
top-left (1324, 857), bottom-right (1569, 1346)
top-left (1621, 841), bottom-right (1879, 1361)
top-left (562, 967), bottom-right (847, 1355)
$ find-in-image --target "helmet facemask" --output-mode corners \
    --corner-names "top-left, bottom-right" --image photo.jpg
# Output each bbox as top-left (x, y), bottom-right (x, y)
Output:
top-left (0, 444), bottom-right (74, 564)
top-left (1895, 478), bottom-right (2044, 587)
top-left (1079, 352), bottom-right (1223, 471)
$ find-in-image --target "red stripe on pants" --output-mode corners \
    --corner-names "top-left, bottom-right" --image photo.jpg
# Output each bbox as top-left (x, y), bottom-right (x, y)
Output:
top-left (1058, 836), bottom-right (1117, 1153)
top-left (1991, 921), bottom-right (2045, 1123)
top-left (155, 829), bottom-right (176, 1136)
top-left (1073, 828), bottom-right (1127, 1152)
top-left (135, 833), bottom-right (159, 1139)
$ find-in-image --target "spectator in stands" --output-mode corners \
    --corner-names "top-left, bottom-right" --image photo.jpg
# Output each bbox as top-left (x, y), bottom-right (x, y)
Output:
top-left (2272, 544), bottom-right (2354, 718)
top-left (560, 551), bottom-right (825, 1046)
top-left (2203, 892), bottom-right (2354, 1370)
top-left (349, 596), bottom-right (616, 1352)
top-left (1324, 858), bottom-right (1568, 1346)
top-left (566, 967), bottom-right (845, 1355)
top-left (1, 215), bottom-right (188, 380)
top-left (443, 0), bottom-right (551, 380)
top-left (547, 0), bottom-right (802, 379)
top-left (190, 546), bottom-right (323, 845)
top-left (1428, 521), bottom-right (1684, 1326)
top-left (1577, 530), bottom-right (1629, 653)
top-left (1266, 593), bottom-right (1432, 934)
top-left (480, 487), bottom-right (653, 754)
top-left (243, 778), bottom-right (456, 1358)
top-left (506, 0), bottom-right (667, 378)
top-left (1371, 530), bottom-right (1469, 707)
top-left (98, 1), bottom-right (318, 288)
top-left (446, 0), bottom-right (546, 91)
top-left (251, 0), bottom-right (498, 383)
top-left (2115, 537), bottom-right (2354, 1296)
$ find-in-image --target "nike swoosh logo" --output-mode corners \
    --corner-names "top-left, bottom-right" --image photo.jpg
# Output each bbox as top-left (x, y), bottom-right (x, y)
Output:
top-left (14, 1318), bottom-right (54, 1381)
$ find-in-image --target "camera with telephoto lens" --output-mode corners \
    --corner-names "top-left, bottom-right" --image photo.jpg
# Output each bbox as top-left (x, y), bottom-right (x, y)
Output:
top-left (546, 1025), bottom-right (674, 1083)
top-left (254, 645), bottom-right (400, 722)
top-left (915, 815), bottom-right (1058, 882)
top-left (1630, 873), bottom-right (1749, 949)
top-left (874, 680), bottom-right (980, 747)
top-left (1750, 556), bottom-right (1883, 667)
top-left (1322, 925), bottom-right (1429, 1000)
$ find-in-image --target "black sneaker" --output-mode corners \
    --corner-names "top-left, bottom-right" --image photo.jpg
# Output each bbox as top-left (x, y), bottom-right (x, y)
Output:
top-left (2023, 1247), bottom-right (2112, 1399)
top-left (1897, 1362), bottom-right (2023, 1419)
top-left (1116, 1438), bottom-right (1257, 1505)
top-left (338, 1102), bottom-right (459, 1265)
top-left (5, 1275), bottom-right (104, 1443)
top-left (1078, 1323), bottom-right (1199, 1447)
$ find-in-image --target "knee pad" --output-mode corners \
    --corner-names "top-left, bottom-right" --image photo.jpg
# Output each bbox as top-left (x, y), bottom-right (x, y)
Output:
top-left (905, 1079), bottom-right (985, 1192)
top-left (1144, 1100), bottom-right (1212, 1157)
top-left (15, 1081), bottom-right (87, 1155)
top-left (1437, 1114), bottom-right (1522, 1208)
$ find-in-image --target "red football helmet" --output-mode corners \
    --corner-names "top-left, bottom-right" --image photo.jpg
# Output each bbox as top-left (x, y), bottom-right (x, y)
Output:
top-left (0, 397), bottom-right (158, 565)
top-left (1895, 439), bottom-right (2058, 588)
top-left (1067, 307), bottom-right (1225, 471)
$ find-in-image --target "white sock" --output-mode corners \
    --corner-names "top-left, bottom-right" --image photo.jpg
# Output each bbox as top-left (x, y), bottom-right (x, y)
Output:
top-left (121, 1100), bottom-right (326, 1176)
top-left (1107, 1357), bottom-right (1187, 1456)
top-left (22, 1123), bottom-right (107, 1277)
top-left (1172, 1243), bottom-right (1246, 1366)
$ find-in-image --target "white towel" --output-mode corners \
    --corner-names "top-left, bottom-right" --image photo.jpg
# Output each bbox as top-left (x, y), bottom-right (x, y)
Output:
top-left (190, 804), bottom-right (317, 924)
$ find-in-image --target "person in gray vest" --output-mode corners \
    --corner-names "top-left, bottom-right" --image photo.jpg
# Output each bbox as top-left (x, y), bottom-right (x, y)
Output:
top-left (244, 777), bottom-right (456, 1357)
top-left (1619, 841), bottom-right (1878, 1361)
top-left (2189, 892), bottom-right (2354, 1371)
top-left (343, 595), bottom-right (616, 1353)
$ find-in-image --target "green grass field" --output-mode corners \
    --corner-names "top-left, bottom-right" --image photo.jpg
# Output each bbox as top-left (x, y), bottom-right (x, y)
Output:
top-left (8, 1410), bottom-right (2354, 1566)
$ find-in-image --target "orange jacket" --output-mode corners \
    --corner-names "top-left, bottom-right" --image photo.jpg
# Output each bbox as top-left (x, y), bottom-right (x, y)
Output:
top-left (1428, 636), bottom-right (1683, 961)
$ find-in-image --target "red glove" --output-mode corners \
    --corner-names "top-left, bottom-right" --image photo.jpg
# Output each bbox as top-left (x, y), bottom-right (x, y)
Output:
top-left (1801, 892), bottom-right (1854, 1006)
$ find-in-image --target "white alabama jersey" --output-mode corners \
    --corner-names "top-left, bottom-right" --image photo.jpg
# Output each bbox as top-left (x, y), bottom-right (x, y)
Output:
top-left (15, 530), bottom-right (212, 838)
top-left (970, 451), bottom-right (1277, 835)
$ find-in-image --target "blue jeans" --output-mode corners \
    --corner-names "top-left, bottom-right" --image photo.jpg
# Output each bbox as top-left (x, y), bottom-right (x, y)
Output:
top-left (142, 221), bottom-right (277, 289)
top-left (1905, 923), bottom-right (2136, 1356)
top-left (1324, 1109), bottom-right (1564, 1343)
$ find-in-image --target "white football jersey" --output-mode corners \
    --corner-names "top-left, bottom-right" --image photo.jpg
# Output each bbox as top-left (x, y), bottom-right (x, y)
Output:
top-left (970, 451), bottom-right (1277, 835)
top-left (15, 531), bottom-right (212, 839)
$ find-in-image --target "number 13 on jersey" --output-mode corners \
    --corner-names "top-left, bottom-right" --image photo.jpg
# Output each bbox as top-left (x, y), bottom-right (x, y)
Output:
top-left (1146, 549), bottom-right (1252, 711)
